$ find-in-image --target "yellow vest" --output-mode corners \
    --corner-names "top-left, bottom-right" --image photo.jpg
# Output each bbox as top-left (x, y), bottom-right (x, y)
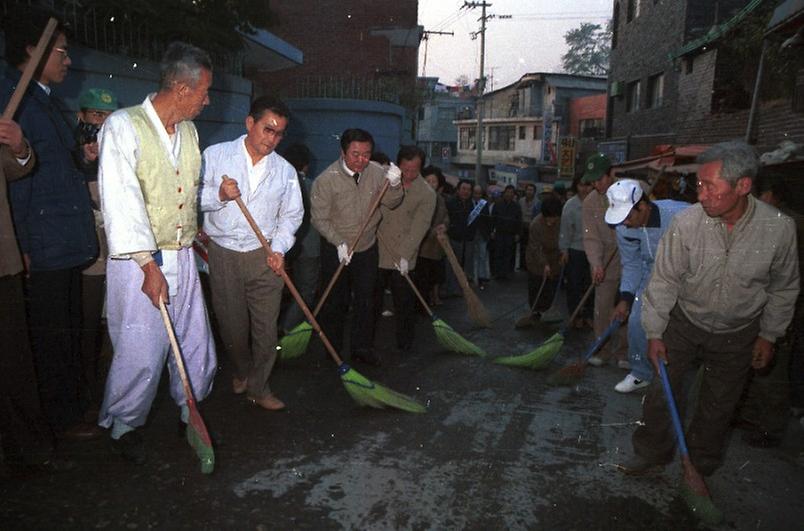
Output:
top-left (126, 106), bottom-right (200, 250)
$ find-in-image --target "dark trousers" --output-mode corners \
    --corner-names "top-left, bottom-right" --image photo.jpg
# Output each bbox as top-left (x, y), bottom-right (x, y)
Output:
top-left (386, 269), bottom-right (416, 350)
top-left (633, 306), bottom-right (758, 476)
top-left (493, 233), bottom-right (515, 279)
top-left (519, 225), bottom-right (529, 270)
top-left (319, 240), bottom-right (378, 357)
top-left (566, 248), bottom-right (592, 320)
top-left (0, 273), bottom-right (53, 464)
top-left (26, 267), bottom-right (84, 431)
top-left (80, 273), bottom-right (105, 406)
top-left (528, 274), bottom-right (557, 314)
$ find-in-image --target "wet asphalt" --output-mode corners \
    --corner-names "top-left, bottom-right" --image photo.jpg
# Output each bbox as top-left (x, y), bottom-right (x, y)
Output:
top-left (1, 270), bottom-right (802, 530)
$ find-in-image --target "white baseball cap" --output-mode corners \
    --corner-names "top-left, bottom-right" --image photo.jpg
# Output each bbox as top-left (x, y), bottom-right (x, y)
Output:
top-left (605, 179), bottom-right (644, 224)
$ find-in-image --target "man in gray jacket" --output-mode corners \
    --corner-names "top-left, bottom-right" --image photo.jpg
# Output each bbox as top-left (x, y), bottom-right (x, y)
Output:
top-left (621, 142), bottom-right (799, 491)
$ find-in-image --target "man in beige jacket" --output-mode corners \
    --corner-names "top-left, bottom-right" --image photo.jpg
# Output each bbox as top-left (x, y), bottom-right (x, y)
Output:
top-left (377, 146), bottom-right (436, 352)
top-left (622, 141), bottom-right (799, 492)
top-left (581, 153), bottom-right (627, 366)
top-left (311, 128), bottom-right (403, 365)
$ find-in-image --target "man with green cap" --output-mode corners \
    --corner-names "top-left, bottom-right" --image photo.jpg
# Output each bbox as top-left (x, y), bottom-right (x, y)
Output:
top-left (76, 87), bottom-right (118, 412)
top-left (581, 153), bottom-right (627, 367)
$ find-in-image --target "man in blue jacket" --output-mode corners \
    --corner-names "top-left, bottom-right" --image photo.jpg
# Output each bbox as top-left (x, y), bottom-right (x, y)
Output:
top-left (605, 179), bottom-right (688, 393)
top-left (2, 12), bottom-right (99, 438)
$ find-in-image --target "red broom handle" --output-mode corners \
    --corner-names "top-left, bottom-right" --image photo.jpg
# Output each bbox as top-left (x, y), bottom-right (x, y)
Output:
top-left (2, 18), bottom-right (58, 120)
top-left (226, 184), bottom-right (345, 366)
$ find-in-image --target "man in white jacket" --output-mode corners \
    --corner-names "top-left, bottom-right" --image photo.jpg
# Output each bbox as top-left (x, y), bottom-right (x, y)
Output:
top-left (200, 96), bottom-right (303, 411)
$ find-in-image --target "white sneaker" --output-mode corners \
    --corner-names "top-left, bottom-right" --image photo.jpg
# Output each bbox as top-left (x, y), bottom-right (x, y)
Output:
top-left (617, 360), bottom-right (631, 370)
top-left (587, 355), bottom-right (605, 367)
top-left (381, 310), bottom-right (394, 317)
top-left (615, 374), bottom-right (650, 393)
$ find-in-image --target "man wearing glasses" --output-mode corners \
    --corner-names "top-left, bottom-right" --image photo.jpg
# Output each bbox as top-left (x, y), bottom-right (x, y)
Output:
top-left (199, 96), bottom-right (303, 411)
top-left (1, 11), bottom-right (99, 440)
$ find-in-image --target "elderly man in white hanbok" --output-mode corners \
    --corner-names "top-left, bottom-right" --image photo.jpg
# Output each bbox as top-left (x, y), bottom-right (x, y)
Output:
top-left (97, 42), bottom-right (217, 465)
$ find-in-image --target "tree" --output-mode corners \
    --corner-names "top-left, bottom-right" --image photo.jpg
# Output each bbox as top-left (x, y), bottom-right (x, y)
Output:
top-left (561, 22), bottom-right (611, 76)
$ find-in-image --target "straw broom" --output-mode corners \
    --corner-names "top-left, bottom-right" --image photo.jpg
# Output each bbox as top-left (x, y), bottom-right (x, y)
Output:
top-left (514, 275), bottom-right (547, 329)
top-left (658, 363), bottom-right (723, 525)
top-left (436, 233), bottom-right (492, 328)
top-left (547, 318), bottom-right (622, 386)
top-left (539, 266), bottom-right (566, 324)
top-left (278, 178), bottom-right (392, 360)
top-left (232, 194), bottom-right (426, 413)
top-left (494, 248), bottom-right (617, 370)
top-left (376, 233), bottom-right (485, 357)
top-left (158, 300), bottom-right (215, 474)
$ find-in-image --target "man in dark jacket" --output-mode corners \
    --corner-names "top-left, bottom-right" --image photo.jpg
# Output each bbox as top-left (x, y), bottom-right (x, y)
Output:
top-left (1, 12), bottom-right (99, 439)
top-left (444, 180), bottom-right (476, 297)
top-left (491, 185), bottom-right (522, 279)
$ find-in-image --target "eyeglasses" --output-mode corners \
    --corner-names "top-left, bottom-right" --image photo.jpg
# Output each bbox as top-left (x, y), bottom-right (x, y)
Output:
top-left (53, 47), bottom-right (70, 59)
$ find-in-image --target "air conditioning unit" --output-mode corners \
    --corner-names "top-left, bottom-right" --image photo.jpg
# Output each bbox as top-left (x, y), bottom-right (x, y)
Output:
top-left (610, 81), bottom-right (623, 97)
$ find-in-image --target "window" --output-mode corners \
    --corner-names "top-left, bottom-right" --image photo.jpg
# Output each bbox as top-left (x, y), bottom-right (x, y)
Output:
top-left (626, 80), bottom-right (641, 112)
top-left (487, 126), bottom-right (516, 151)
top-left (647, 73), bottom-right (664, 108)
top-left (459, 127), bottom-right (476, 150)
top-left (579, 119), bottom-right (604, 139)
top-left (518, 126), bottom-right (526, 140)
top-left (417, 107), bottom-right (425, 121)
top-left (533, 125), bottom-right (543, 140)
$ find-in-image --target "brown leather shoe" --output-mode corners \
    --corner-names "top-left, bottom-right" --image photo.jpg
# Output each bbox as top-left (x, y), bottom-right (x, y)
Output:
top-left (59, 422), bottom-right (103, 441)
top-left (232, 377), bottom-right (248, 395)
top-left (248, 394), bottom-right (286, 411)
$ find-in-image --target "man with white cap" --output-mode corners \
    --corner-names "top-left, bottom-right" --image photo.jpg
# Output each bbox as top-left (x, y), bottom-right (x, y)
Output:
top-left (605, 179), bottom-right (688, 393)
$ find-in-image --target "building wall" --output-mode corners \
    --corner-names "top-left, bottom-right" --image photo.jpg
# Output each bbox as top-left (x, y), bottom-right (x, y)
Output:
top-left (608, 0), bottom-right (687, 139)
top-left (568, 94), bottom-right (607, 137)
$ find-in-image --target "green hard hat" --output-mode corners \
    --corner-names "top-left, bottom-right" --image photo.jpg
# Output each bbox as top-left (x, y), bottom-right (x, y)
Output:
top-left (581, 153), bottom-right (612, 183)
top-left (78, 88), bottom-right (118, 111)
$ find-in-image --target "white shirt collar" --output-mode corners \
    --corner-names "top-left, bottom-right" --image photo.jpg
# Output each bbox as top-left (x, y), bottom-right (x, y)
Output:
top-left (36, 81), bottom-right (51, 95)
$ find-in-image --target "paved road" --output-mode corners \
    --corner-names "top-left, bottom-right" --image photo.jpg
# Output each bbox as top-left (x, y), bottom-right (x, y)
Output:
top-left (2, 271), bottom-right (802, 530)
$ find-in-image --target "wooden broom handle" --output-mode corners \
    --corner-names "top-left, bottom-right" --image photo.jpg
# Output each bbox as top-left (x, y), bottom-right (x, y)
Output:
top-left (565, 247), bottom-right (619, 326)
top-left (227, 184), bottom-right (345, 365)
top-left (375, 231), bottom-right (434, 318)
top-left (2, 18), bottom-right (58, 120)
top-left (313, 178), bottom-right (391, 316)
top-left (158, 298), bottom-right (196, 401)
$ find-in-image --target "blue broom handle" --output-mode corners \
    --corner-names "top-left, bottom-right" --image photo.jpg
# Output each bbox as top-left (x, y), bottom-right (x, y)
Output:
top-left (658, 362), bottom-right (690, 457)
top-left (582, 318), bottom-right (621, 362)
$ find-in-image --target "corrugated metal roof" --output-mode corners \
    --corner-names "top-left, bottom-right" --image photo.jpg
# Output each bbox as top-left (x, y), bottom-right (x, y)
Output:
top-left (766, 0), bottom-right (804, 35)
top-left (544, 74), bottom-right (607, 91)
top-left (671, 0), bottom-right (763, 59)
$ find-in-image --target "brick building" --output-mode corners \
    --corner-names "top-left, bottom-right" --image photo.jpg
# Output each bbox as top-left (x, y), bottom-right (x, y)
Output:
top-left (250, 0), bottom-right (421, 108)
top-left (606, 0), bottom-right (804, 159)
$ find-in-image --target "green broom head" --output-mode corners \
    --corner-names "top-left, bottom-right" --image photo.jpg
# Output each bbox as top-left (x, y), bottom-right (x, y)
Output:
top-left (278, 321), bottom-right (313, 360)
top-left (338, 364), bottom-right (427, 413)
top-left (432, 318), bottom-right (486, 357)
top-left (540, 307), bottom-right (564, 324)
top-left (185, 399), bottom-right (215, 474)
top-left (679, 477), bottom-right (723, 526)
top-left (493, 332), bottom-right (564, 370)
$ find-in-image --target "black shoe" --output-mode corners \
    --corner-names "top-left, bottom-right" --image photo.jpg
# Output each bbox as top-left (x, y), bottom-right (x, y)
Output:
top-left (353, 351), bottom-right (382, 366)
top-left (618, 455), bottom-right (664, 476)
top-left (111, 431), bottom-right (146, 465)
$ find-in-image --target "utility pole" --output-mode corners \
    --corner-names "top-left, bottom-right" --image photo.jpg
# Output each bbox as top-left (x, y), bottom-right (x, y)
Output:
top-left (420, 30), bottom-right (454, 77)
top-left (464, 1), bottom-right (491, 188)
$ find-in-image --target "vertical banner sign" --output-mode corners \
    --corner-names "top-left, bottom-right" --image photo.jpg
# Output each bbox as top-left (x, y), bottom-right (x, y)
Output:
top-left (542, 112), bottom-right (553, 163)
top-left (559, 136), bottom-right (577, 177)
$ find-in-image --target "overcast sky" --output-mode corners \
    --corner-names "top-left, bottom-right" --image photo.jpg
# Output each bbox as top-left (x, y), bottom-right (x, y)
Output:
top-left (418, 0), bottom-right (612, 90)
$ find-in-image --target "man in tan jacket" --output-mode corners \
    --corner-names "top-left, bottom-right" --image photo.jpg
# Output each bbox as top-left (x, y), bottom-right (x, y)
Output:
top-left (581, 153), bottom-right (627, 366)
top-left (622, 141), bottom-right (799, 496)
top-left (377, 146), bottom-right (436, 352)
top-left (0, 118), bottom-right (54, 469)
top-left (311, 129), bottom-right (403, 365)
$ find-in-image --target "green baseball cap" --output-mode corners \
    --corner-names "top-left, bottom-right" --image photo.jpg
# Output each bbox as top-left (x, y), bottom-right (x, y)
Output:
top-left (581, 153), bottom-right (612, 183)
top-left (78, 88), bottom-right (118, 111)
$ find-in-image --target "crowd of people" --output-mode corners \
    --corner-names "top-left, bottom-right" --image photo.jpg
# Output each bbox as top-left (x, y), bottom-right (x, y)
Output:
top-left (1, 16), bottom-right (802, 522)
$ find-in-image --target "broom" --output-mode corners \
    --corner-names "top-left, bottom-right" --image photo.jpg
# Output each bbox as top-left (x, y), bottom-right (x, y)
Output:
top-left (278, 179), bottom-right (392, 360)
top-left (539, 266), bottom-right (566, 324)
top-left (376, 234), bottom-right (485, 357)
top-left (514, 275), bottom-right (547, 329)
top-left (658, 362), bottom-right (723, 525)
top-left (157, 299), bottom-right (215, 474)
top-left (436, 233), bottom-right (492, 328)
top-left (232, 194), bottom-right (426, 413)
top-left (547, 318), bottom-right (622, 386)
top-left (494, 248), bottom-right (617, 370)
